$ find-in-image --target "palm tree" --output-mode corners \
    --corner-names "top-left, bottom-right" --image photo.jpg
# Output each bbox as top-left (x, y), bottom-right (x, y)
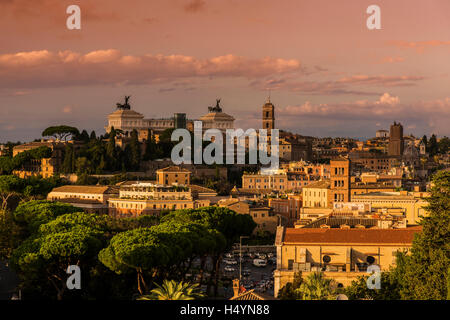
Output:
top-left (138, 280), bottom-right (204, 300)
top-left (296, 272), bottom-right (335, 300)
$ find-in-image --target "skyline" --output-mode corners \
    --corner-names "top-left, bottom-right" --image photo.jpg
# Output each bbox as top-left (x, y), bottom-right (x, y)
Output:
top-left (1, 0), bottom-right (450, 141)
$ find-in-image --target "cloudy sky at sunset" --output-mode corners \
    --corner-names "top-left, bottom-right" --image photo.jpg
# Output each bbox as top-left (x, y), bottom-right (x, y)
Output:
top-left (1, 0), bottom-right (449, 142)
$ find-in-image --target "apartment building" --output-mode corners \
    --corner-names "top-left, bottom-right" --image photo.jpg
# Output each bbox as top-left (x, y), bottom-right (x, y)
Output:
top-left (108, 182), bottom-right (210, 217)
top-left (156, 166), bottom-right (191, 185)
top-left (273, 226), bottom-right (421, 296)
top-left (352, 191), bottom-right (429, 225)
top-left (47, 185), bottom-right (119, 214)
top-left (218, 198), bottom-right (281, 234)
top-left (12, 141), bottom-right (66, 178)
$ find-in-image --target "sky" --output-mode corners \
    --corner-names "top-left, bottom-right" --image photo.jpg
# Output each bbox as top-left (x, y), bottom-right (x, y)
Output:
top-left (0, 0), bottom-right (449, 142)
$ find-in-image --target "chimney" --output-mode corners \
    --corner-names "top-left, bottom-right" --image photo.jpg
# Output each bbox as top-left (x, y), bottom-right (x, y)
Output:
top-left (232, 279), bottom-right (240, 298)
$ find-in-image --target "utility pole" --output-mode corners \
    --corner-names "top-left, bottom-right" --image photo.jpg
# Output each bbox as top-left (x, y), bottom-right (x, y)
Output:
top-left (239, 236), bottom-right (249, 282)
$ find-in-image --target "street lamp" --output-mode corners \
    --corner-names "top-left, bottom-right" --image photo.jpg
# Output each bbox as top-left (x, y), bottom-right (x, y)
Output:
top-left (239, 236), bottom-right (249, 282)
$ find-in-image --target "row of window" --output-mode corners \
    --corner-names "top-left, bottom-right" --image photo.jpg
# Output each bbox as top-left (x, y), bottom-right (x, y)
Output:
top-left (333, 167), bottom-right (346, 175)
top-left (333, 180), bottom-right (346, 187)
top-left (305, 191), bottom-right (327, 197)
top-left (52, 194), bottom-right (102, 200)
top-left (334, 193), bottom-right (346, 202)
top-left (110, 202), bottom-right (189, 210)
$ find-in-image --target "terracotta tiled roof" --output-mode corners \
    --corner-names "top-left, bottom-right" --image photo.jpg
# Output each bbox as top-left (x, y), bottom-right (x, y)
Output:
top-left (303, 180), bottom-right (330, 189)
top-left (118, 180), bottom-right (155, 186)
top-left (230, 289), bottom-right (274, 300)
top-left (232, 188), bottom-right (273, 195)
top-left (50, 185), bottom-right (119, 195)
top-left (283, 226), bottom-right (421, 245)
top-left (188, 184), bottom-right (216, 194)
top-left (218, 198), bottom-right (240, 206)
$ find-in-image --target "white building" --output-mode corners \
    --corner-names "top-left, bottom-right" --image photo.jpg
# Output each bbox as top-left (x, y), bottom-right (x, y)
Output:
top-left (105, 97), bottom-right (235, 138)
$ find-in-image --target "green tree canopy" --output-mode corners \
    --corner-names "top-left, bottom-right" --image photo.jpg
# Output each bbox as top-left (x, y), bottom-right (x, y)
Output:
top-left (438, 136), bottom-right (450, 154)
top-left (42, 125), bottom-right (80, 141)
top-left (395, 170), bottom-right (449, 299)
top-left (138, 280), bottom-right (204, 300)
top-left (98, 227), bottom-right (174, 294)
top-left (161, 206), bottom-right (256, 249)
top-left (0, 175), bottom-right (25, 210)
top-left (296, 272), bottom-right (335, 300)
top-left (10, 212), bottom-right (108, 300)
top-left (13, 200), bottom-right (80, 234)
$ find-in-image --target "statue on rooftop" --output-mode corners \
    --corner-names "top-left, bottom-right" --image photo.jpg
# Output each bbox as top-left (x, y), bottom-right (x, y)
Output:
top-left (116, 95), bottom-right (131, 110)
top-left (208, 98), bottom-right (223, 113)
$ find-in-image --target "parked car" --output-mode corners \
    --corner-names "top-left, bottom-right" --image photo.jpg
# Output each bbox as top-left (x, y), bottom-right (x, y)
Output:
top-left (224, 266), bottom-right (236, 272)
top-left (224, 253), bottom-right (233, 259)
top-left (224, 259), bottom-right (238, 265)
top-left (258, 253), bottom-right (267, 260)
top-left (253, 258), bottom-right (267, 267)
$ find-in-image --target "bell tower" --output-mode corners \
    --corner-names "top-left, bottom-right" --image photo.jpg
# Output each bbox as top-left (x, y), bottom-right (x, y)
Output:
top-left (262, 97), bottom-right (275, 131)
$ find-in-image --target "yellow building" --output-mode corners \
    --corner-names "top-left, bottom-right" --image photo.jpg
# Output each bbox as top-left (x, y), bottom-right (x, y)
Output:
top-left (352, 191), bottom-right (429, 225)
top-left (218, 198), bottom-right (281, 234)
top-left (108, 182), bottom-right (210, 218)
top-left (268, 195), bottom-right (302, 226)
top-left (302, 180), bottom-right (331, 208)
top-left (47, 185), bottom-right (119, 214)
top-left (156, 166), bottom-right (191, 185)
top-left (273, 226), bottom-right (421, 297)
top-left (242, 171), bottom-right (316, 193)
top-left (12, 141), bottom-right (66, 178)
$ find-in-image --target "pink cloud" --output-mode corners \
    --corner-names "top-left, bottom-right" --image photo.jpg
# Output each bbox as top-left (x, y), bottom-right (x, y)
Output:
top-left (251, 74), bottom-right (424, 96)
top-left (279, 94), bottom-right (449, 123)
top-left (62, 105), bottom-right (73, 114)
top-left (81, 49), bottom-right (122, 64)
top-left (275, 94), bottom-right (450, 136)
top-left (388, 40), bottom-right (450, 53)
top-left (0, 50), bottom-right (54, 67)
top-left (375, 93), bottom-right (400, 106)
top-left (0, 49), bottom-right (304, 89)
top-left (337, 75), bottom-right (424, 87)
top-left (184, 0), bottom-right (206, 13)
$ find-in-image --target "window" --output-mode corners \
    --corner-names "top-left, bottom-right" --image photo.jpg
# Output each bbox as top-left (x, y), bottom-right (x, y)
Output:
top-left (366, 256), bottom-right (376, 265)
top-left (288, 259), bottom-right (294, 270)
